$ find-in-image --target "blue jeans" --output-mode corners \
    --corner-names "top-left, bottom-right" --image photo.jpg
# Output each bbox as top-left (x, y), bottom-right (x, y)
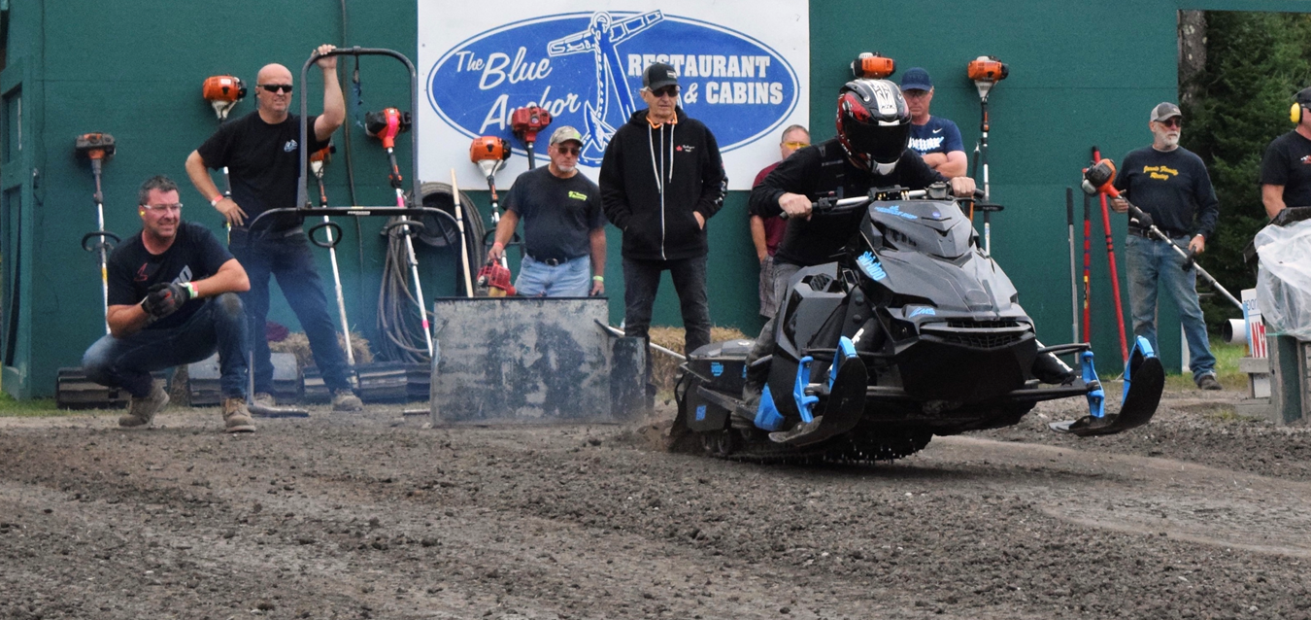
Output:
top-left (230, 229), bottom-right (352, 393)
top-left (1125, 234), bottom-right (1216, 380)
top-left (622, 255), bottom-right (711, 358)
top-left (515, 255), bottom-right (591, 297)
top-left (82, 293), bottom-right (248, 398)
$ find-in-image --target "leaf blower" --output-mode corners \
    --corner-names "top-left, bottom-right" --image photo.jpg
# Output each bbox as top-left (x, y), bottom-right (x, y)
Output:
top-left (1082, 159), bottom-right (1242, 310)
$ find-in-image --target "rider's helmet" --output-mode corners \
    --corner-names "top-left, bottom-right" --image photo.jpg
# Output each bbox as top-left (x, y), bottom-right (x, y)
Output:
top-left (835, 79), bottom-right (911, 175)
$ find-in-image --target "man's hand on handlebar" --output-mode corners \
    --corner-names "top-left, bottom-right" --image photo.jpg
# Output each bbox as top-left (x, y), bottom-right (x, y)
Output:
top-left (779, 192), bottom-right (812, 220)
top-left (1110, 196), bottom-right (1129, 213)
top-left (949, 177), bottom-right (976, 198)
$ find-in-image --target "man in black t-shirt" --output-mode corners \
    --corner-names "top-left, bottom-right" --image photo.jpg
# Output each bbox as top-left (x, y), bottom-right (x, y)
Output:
top-left (185, 43), bottom-right (363, 412)
top-left (1259, 87), bottom-right (1311, 219)
top-left (1111, 102), bottom-right (1221, 390)
top-left (81, 176), bottom-right (256, 432)
top-left (488, 126), bottom-right (606, 297)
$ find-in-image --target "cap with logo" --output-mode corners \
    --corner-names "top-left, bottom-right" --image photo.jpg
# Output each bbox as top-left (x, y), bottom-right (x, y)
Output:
top-left (549, 125), bottom-right (583, 146)
top-left (642, 62), bottom-right (679, 91)
top-left (899, 67), bottom-right (933, 92)
top-left (1150, 102), bottom-right (1182, 123)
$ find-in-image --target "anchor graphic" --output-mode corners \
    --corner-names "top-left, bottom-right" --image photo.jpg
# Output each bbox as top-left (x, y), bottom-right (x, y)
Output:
top-left (548, 10), bottom-right (664, 163)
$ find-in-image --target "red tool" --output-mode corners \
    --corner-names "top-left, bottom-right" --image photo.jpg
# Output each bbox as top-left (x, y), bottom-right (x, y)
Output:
top-left (475, 260), bottom-right (516, 297)
top-left (1087, 150), bottom-right (1133, 364)
top-left (510, 105), bottom-right (552, 169)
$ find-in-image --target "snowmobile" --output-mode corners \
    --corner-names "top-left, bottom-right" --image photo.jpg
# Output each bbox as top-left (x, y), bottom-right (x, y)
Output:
top-left (674, 183), bottom-right (1165, 462)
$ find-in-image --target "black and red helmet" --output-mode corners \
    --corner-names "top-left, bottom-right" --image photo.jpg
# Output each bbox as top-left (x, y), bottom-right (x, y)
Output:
top-left (835, 79), bottom-right (911, 173)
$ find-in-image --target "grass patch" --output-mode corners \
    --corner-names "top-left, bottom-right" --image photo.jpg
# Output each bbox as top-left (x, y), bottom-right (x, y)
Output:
top-left (0, 391), bottom-right (65, 417)
top-left (1202, 407), bottom-right (1261, 423)
top-left (1163, 338), bottom-right (1249, 391)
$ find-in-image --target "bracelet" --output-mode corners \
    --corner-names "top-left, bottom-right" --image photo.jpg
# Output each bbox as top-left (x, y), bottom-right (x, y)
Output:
top-left (182, 282), bottom-right (197, 298)
top-left (592, 275), bottom-right (604, 282)
top-left (210, 196), bottom-right (223, 207)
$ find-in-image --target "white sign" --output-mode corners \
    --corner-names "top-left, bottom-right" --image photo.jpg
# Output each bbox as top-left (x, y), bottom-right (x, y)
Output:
top-left (418, 0), bottom-right (810, 191)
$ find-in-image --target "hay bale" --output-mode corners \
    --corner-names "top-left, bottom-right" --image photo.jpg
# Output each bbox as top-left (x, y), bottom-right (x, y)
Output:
top-left (647, 325), bottom-right (749, 391)
top-left (270, 332), bottom-right (374, 370)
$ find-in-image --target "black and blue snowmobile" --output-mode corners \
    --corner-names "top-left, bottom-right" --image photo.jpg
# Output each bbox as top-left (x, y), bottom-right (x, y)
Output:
top-left (674, 184), bottom-right (1164, 462)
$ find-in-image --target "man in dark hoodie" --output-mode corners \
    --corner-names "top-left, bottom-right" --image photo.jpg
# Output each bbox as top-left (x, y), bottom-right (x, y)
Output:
top-left (600, 62), bottom-right (727, 366)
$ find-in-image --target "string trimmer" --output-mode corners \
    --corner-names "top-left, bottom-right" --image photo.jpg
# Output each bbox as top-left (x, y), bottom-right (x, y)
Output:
top-left (76, 133), bottom-right (119, 335)
top-left (365, 106), bottom-right (434, 356)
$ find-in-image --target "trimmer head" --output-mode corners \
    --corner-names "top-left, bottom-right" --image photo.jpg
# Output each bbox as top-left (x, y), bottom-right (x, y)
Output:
top-left (75, 133), bottom-right (116, 160)
top-left (967, 55), bottom-right (1008, 101)
top-left (365, 108), bottom-right (412, 149)
top-left (202, 75), bottom-right (247, 121)
top-left (469, 136), bottom-right (511, 179)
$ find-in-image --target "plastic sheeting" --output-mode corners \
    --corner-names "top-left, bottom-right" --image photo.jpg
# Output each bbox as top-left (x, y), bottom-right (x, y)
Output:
top-left (1256, 219), bottom-right (1311, 340)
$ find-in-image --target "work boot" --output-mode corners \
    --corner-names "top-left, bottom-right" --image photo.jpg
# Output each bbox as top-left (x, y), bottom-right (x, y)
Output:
top-left (119, 381), bottom-right (169, 428)
top-left (1196, 374), bottom-right (1223, 391)
top-left (332, 389), bottom-right (364, 412)
top-left (222, 397), bottom-right (256, 433)
top-left (252, 392), bottom-right (277, 409)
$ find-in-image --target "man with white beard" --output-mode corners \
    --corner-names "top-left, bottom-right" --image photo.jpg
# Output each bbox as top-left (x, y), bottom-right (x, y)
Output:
top-left (1110, 102), bottom-right (1222, 390)
top-left (488, 126), bottom-right (607, 297)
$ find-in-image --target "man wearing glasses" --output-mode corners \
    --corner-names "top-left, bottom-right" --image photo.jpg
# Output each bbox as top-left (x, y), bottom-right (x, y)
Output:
top-left (1110, 102), bottom-right (1222, 391)
top-left (81, 176), bottom-right (257, 433)
top-left (749, 125), bottom-right (809, 319)
top-left (899, 68), bottom-right (967, 178)
top-left (600, 62), bottom-right (726, 378)
top-left (488, 126), bottom-right (606, 297)
top-left (185, 43), bottom-right (364, 412)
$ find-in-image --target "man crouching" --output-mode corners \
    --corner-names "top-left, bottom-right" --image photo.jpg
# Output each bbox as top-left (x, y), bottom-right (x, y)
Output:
top-left (81, 175), bottom-right (255, 433)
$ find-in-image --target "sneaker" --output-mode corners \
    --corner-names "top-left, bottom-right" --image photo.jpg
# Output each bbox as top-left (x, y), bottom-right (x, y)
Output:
top-left (119, 381), bottom-right (169, 428)
top-left (222, 397), bottom-right (256, 433)
top-left (332, 389), bottom-right (364, 412)
top-left (1196, 374), bottom-right (1223, 391)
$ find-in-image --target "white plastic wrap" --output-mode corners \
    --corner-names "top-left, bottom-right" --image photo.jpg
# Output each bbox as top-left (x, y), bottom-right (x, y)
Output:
top-left (1255, 219), bottom-right (1311, 340)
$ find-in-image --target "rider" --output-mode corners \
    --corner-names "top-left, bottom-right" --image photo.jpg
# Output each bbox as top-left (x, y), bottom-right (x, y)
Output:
top-left (742, 79), bottom-right (1068, 412)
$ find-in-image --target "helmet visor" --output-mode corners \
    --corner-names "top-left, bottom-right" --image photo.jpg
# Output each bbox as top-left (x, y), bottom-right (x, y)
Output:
top-left (844, 117), bottom-right (910, 165)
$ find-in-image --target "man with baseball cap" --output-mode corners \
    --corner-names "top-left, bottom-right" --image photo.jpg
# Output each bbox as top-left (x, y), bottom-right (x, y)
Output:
top-left (1110, 102), bottom-right (1222, 390)
top-left (899, 67), bottom-right (967, 178)
top-left (489, 125), bottom-right (606, 297)
top-left (1259, 86), bottom-right (1311, 218)
top-left (600, 61), bottom-right (726, 380)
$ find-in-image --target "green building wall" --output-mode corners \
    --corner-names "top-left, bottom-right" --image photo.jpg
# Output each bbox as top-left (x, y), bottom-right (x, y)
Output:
top-left (1, 0), bottom-right (1303, 398)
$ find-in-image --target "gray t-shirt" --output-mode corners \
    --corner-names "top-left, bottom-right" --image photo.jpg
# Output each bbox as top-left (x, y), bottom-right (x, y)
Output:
top-left (504, 166), bottom-right (606, 261)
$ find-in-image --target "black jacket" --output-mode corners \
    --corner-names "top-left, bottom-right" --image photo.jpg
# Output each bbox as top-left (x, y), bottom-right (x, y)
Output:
top-left (600, 108), bottom-right (727, 261)
top-left (750, 138), bottom-right (943, 267)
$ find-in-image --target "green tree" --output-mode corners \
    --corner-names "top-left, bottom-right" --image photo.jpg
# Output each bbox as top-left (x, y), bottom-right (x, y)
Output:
top-left (1181, 11), bottom-right (1311, 329)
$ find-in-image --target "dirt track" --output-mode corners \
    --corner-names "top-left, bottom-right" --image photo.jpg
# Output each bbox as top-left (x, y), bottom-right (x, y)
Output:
top-left (2, 386), bottom-right (1309, 620)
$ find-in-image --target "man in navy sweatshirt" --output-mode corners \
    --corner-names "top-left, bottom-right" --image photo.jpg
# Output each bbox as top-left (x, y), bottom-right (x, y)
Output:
top-left (600, 62), bottom-right (727, 376)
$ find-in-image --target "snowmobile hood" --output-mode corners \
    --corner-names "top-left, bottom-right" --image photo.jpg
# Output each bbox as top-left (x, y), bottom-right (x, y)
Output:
top-left (865, 199), bottom-right (973, 259)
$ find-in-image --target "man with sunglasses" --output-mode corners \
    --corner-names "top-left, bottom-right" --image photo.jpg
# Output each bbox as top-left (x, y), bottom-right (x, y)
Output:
top-left (185, 43), bottom-right (364, 412)
top-left (749, 124), bottom-right (809, 319)
top-left (1110, 102), bottom-right (1222, 390)
top-left (1259, 86), bottom-right (1311, 219)
top-left (82, 176), bottom-right (257, 433)
top-left (488, 126), bottom-right (606, 297)
top-left (600, 62), bottom-right (726, 378)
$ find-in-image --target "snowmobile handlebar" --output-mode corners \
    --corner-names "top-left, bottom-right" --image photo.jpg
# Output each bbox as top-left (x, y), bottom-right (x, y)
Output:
top-left (791, 185), bottom-right (985, 219)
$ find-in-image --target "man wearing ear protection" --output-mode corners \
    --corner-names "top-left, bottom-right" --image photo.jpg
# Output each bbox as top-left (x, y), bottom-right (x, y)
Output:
top-left (1109, 102), bottom-right (1222, 391)
top-left (1259, 87), bottom-right (1311, 219)
top-left (81, 176), bottom-right (257, 432)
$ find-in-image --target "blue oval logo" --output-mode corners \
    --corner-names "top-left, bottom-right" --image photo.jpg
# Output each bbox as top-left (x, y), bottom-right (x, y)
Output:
top-left (426, 11), bottom-right (799, 166)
